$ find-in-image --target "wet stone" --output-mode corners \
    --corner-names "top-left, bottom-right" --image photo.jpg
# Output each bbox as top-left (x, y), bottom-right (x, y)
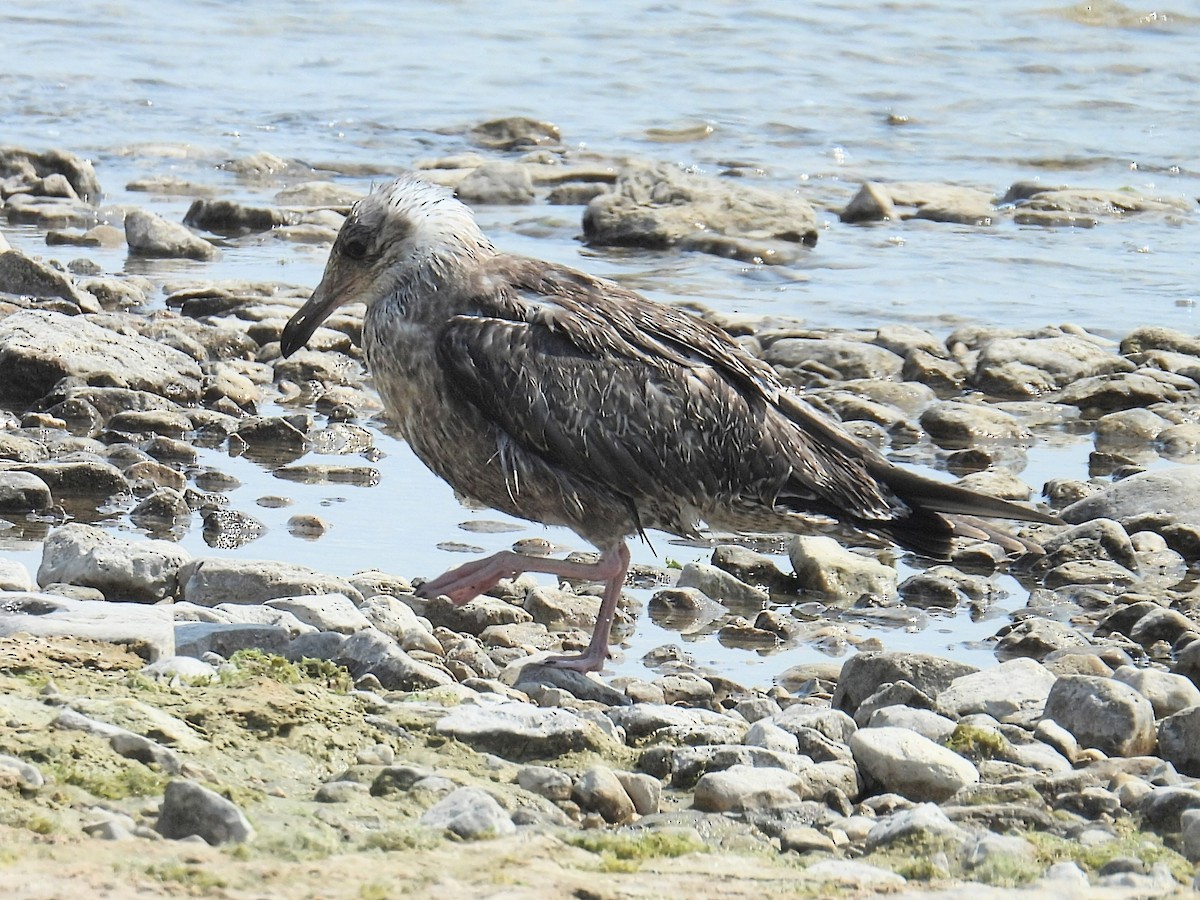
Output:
top-left (0, 470), bottom-right (52, 511)
top-left (125, 209), bottom-right (217, 260)
top-left (850, 726), bottom-right (977, 802)
top-left (832, 651), bottom-right (978, 715)
top-left (787, 536), bottom-right (896, 603)
top-left (937, 657), bottom-right (1057, 721)
top-left (1156, 706), bottom-right (1200, 777)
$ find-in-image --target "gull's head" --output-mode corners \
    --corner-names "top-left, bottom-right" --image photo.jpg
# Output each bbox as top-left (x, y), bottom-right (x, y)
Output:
top-left (280, 174), bottom-right (493, 357)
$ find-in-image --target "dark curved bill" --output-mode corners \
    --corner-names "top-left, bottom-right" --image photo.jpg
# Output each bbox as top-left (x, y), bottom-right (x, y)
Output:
top-left (279, 278), bottom-right (346, 357)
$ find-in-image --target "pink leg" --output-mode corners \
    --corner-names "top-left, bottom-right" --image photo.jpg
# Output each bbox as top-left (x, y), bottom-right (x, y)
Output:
top-left (417, 542), bottom-right (631, 674)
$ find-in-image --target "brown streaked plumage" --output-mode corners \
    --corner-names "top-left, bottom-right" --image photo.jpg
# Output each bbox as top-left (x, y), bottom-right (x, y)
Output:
top-left (280, 174), bottom-right (1059, 673)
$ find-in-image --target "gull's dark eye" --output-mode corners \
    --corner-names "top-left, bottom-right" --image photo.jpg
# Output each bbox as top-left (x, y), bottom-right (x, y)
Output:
top-left (341, 237), bottom-right (369, 260)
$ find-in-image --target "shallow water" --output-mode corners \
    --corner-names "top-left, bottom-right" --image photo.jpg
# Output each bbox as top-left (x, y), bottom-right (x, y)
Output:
top-left (3, 0), bottom-right (1199, 687)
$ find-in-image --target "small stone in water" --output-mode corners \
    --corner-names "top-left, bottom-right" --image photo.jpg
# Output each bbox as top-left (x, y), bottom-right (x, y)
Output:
top-left (288, 514), bottom-right (328, 538)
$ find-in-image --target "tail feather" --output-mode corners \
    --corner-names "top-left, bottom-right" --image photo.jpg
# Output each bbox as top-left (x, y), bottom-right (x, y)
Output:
top-left (861, 462), bottom-right (1060, 559)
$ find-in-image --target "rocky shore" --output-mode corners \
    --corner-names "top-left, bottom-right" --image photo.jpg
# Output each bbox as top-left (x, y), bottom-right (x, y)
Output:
top-left (1, 125), bottom-right (1199, 896)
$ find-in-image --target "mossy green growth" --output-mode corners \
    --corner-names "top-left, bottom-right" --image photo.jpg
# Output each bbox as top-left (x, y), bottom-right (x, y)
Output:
top-left (145, 862), bottom-right (228, 891)
top-left (223, 649), bottom-right (351, 691)
top-left (1025, 824), bottom-right (1191, 883)
top-left (363, 828), bottom-right (440, 853)
top-left (945, 723), bottom-right (1007, 760)
top-left (564, 829), bottom-right (707, 872)
top-left (43, 756), bottom-right (167, 800)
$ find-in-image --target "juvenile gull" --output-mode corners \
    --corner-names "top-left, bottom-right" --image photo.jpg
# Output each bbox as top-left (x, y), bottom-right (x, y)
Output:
top-left (280, 175), bottom-right (1058, 673)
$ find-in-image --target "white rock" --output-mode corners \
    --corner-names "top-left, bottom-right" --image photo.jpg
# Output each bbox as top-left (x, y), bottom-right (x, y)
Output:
top-left (801, 859), bottom-right (906, 887)
top-left (419, 786), bottom-right (515, 839)
top-left (937, 657), bottom-right (1057, 720)
top-left (264, 593), bottom-right (372, 633)
top-left (865, 802), bottom-right (969, 849)
top-left (38, 523), bottom-right (190, 602)
top-left (359, 594), bottom-right (441, 653)
top-left (1113, 665), bottom-right (1200, 718)
top-left (744, 720), bottom-right (800, 754)
top-left (866, 706), bottom-right (956, 743)
top-left (693, 764), bottom-right (807, 813)
top-left (0, 592), bottom-right (174, 661)
top-left (850, 726), bottom-right (978, 801)
top-left (0, 560), bottom-right (33, 592)
top-left (788, 536), bottom-right (896, 602)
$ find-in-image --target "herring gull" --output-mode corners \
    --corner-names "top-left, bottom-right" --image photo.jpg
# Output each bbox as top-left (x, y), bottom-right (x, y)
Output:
top-left (280, 174), bottom-right (1058, 673)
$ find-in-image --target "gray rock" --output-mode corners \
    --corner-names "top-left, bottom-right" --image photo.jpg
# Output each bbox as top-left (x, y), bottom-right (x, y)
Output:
top-left (0, 753), bottom-right (44, 790)
top-left (972, 336), bottom-right (1132, 398)
top-left (606, 703), bottom-right (748, 746)
top-left (418, 786), bottom-right (515, 839)
top-left (264, 593), bottom-right (372, 634)
top-left (832, 651), bottom-right (978, 715)
top-left (516, 765), bottom-right (572, 801)
top-left (422, 593), bottom-right (532, 635)
top-left (1113, 665), bottom-right (1200, 718)
top-left (787, 536), bottom-right (896, 603)
top-left (0, 592), bottom-right (174, 661)
top-left (468, 117), bottom-right (561, 150)
top-left (175, 622), bottom-right (292, 659)
top-left (1157, 705), bottom-right (1200, 777)
top-left (962, 832), bottom-right (1036, 871)
top-left (779, 825), bottom-right (837, 854)
top-left (937, 658), bottom-right (1057, 720)
top-left (1058, 371), bottom-right (1193, 413)
top-left (183, 199), bottom-right (297, 235)
top-left (0, 249), bottom-right (95, 307)
top-left (583, 162), bottom-right (817, 257)
top-left (744, 720), bottom-right (800, 754)
top-left (37, 523), bottom-right (189, 602)
top-left (801, 859), bottom-right (906, 887)
top-left (840, 182), bottom-right (897, 223)
top-left (177, 558), bottom-right (364, 606)
top-left (1093, 407), bottom-right (1170, 448)
top-left (994, 618), bottom-right (1091, 660)
top-left (510, 663), bottom-right (630, 706)
top-left (865, 802), bottom-right (968, 849)
top-left (335, 628), bottom-right (452, 691)
top-left (867, 706), bottom-right (957, 743)
top-left (614, 770), bottom-right (661, 815)
top-left (455, 162), bottom-right (536, 205)
top-left (55, 707), bottom-right (181, 773)
top-left (1183, 809), bottom-right (1200, 863)
top-left (572, 765), bottom-right (636, 823)
top-left (919, 401), bottom-right (1032, 447)
top-left (4, 459), bottom-right (128, 503)
top-left (0, 309), bottom-right (202, 408)
top-left (692, 764), bottom-right (811, 813)
top-left (125, 209), bottom-right (216, 260)
top-left (675, 562), bottom-right (769, 607)
top-left (156, 779), bottom-right (255, 844)
top-left (765, 338), bottom-right (904, 381)
top-left (522, 585), bottom-right (601, 628)
top-left (1042, 675), bottom-right (1156, 757)
top-left (358, 594), bottom-right (441, 654)
top-left (852, 680), bottom-right (937, 727)
top-left (850, 726), bottom-right (978, 802)
top-left (0, 559), bottom-right (33, 592)
top-left (1041, 517), bottom-right (1138, 569)
top-left (436, 701), bottom-right (614, 760)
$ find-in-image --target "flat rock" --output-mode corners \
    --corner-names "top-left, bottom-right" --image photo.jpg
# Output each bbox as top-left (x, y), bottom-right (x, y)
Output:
top-left (675, 562), bottom-right (769, 606)
top-left (606, 703), bottom-right (748, 746)
top-left (972, 336), bottom-right (1133, 397)
top-left (264, 593), bottom-right (372, 634)
top-left (583, 162), bottom-right (818, 256)
top-left (1062, 467), bottom-right (1200, 527)
top-left (0, 592), bottom-right (173, 661)
top-left (692, 764), bottom-right (811, 813)
top-left (765, 338), bottom-right (904, 381)
top-left (436, 701), bottom-right (616, 759)
top-left (801, 859), bottom-right (906, 887)
top-left (1113, 665), bottom-right (1200, 718)
top-left (0, 249), bottom-right (94, 307)
top-left (177, 558), bottom-right (364, 606)
top-left (937, 657), bottom-right (1057, 720)
top-left (0, 309), bottom-right (202, 408)
top-left (850, 726), bottom-right (978, 802)
top-left (38, 523), bottom-right (190, 602)
top-left (919, 401), bottom-right (1033, 447)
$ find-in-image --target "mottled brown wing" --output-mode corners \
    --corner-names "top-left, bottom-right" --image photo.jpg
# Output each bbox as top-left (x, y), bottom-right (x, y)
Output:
top-left (436, 258), bottom-right (904, 527)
